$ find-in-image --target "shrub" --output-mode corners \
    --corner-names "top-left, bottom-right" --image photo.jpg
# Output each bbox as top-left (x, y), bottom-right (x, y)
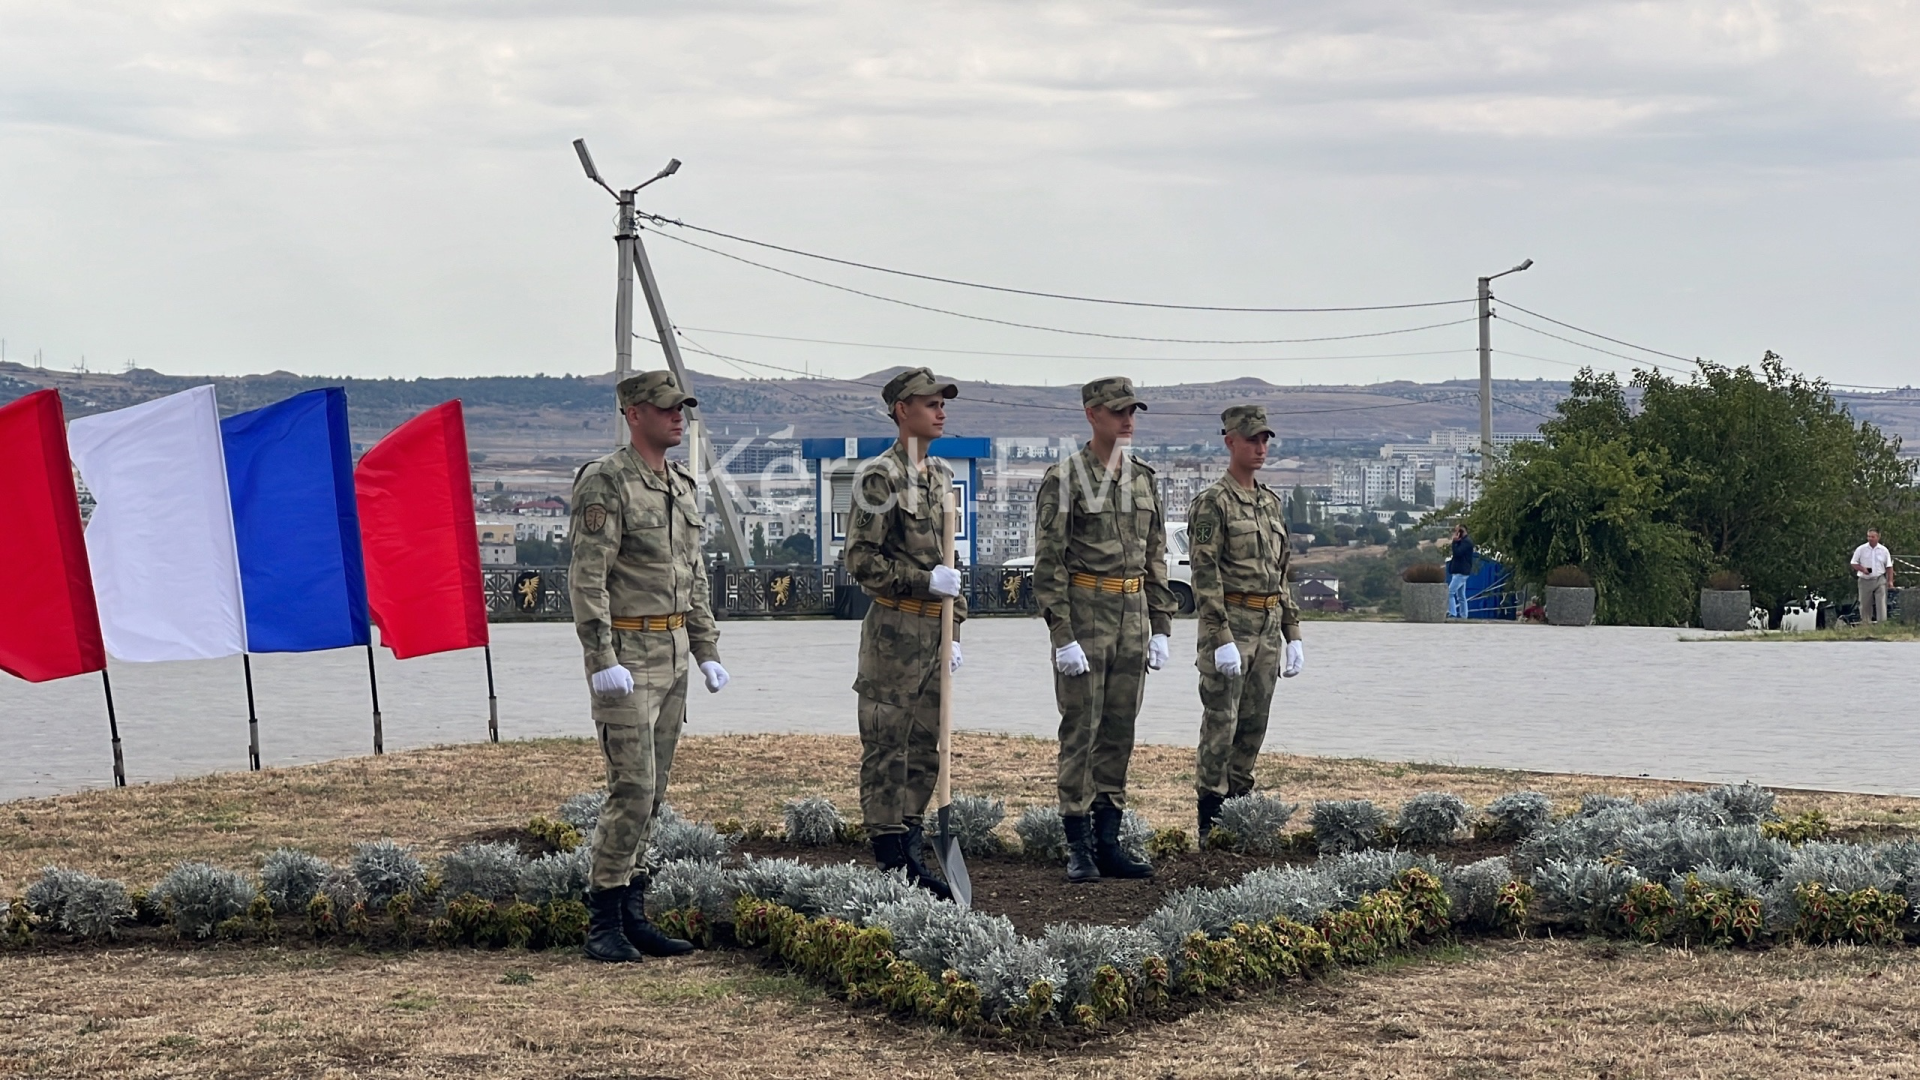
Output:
top-left (648, 858), bottom-right (738, 926)
top-left (59, 876), bottom-right (133, 940)
top-left (1545, 565), bottom-right (1592, 589)
top-left (1395, 793), bottom-right (1471, 846)
top-left (1445, 856), bottom-right (1516, 932)
top-left (964, 941), bottom-right (1066, 1022)
top-left (556, 791), bottom-right (607, 833)
top-left (1309, 800), bottom-right (1385, 855)
top-left (783, 796), bottom-right (847, 847)
top-left (1148, 827), bottom-right (1191, 860)
top-left (526, 815), bottom-right (583, 852)
top-left (320, 866), bottom-right (366, 911)
top-left (1039, 923), bottom-right (1158, 1007)
top-left (516, 847), bottom-right (592, 906)
top-left (1120, 809), bottom-right (1153, 865)
top-left (1483, 792), bottom-right (1554, 841)
top-left (1577, 793), bottom-right (1635, 817)
top-left (23, 867), bottom-right (92, 923)
top-left (155, 862), bottom-right (257, 939)
top-left (1705, 569), bottom-right (1746, 591)
top-left (1764, 841), bottom-right (1899, 929)
top-left (945, 795), bottom-right (1007, 857)
top-left (1533, 858), bottom-right (1642, 934)
top-left (439, 843), bottom-right (527, 904)
top-left (648, 817), bottom-right (732, 864)
top-left (1014, 806), bottom-right (1068, 863)
top-left (1214, 794), bottom-right (1299, 856)
top-left (260, 849), bottom-right (331, 914)
top-left (1763, 809), bottom-right (1831, 845)
top-left (351, 840), bottom-right (426, 910)
top-left (1401, 563), bottom-right (1446, 584)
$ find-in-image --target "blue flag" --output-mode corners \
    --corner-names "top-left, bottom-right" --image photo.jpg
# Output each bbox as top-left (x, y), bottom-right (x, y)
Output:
top-left (220, 388), bottom-right (371, 652)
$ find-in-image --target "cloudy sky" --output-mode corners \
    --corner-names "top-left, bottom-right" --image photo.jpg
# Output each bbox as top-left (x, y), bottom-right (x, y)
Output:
top-left (4, 1), bottom-right (1919, 391)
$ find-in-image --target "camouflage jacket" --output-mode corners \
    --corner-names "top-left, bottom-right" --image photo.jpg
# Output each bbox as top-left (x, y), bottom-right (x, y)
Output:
top-left (843, 440), bottom-right (968, 637)
top-left (1033, 444), bottom-right (1177, 648)
top-left (1186, 474), bottom-right (1302, 651)
top-left (568, 444), bottom-right (720, 672)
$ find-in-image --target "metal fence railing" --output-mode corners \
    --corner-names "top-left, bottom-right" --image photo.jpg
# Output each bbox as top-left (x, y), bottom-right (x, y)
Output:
top-left (484, 564), bottom-right (1042, 622)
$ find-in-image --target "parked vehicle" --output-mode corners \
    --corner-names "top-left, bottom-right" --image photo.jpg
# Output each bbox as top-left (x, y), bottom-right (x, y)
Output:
top-left (1002, 521), bottom-right (1195, 614)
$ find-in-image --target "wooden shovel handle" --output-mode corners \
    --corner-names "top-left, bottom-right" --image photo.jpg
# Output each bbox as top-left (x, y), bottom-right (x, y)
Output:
top-left (936, 487), bottom-right (956, 811)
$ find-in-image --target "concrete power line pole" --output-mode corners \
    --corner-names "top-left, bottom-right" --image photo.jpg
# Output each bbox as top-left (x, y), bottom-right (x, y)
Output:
top-left (1477, 258), bottom-right (1533, 456)
top-left (572, 138), bottom-right (750, 570)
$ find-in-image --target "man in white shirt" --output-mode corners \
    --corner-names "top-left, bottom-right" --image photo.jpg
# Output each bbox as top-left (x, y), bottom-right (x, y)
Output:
top-left (1851, 529), bottom-right (1894, 624)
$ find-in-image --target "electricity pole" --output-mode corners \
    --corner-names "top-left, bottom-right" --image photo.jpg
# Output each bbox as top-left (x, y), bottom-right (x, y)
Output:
top-left (1477, 259), bottom-right (1533, 456)
top-left (573, 139), bottom-right (750, 569)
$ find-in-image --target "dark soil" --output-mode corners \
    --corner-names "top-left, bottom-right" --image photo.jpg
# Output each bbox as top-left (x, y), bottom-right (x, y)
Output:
top-left (730, 835), bottom-right (1515, 937)
top-left (462, 824), bottom-right (569, 860)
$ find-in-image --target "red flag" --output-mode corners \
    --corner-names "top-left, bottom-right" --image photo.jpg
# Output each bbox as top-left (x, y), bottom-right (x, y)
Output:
top-left (354, 401), bottom-right (489, 659)
top-left (0, 390), bottom-right (106, 682)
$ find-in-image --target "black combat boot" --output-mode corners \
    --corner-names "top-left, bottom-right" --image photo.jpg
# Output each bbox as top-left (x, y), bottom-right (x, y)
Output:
top-left (1197, 792), bottom-right (1226, 843)
top-left (1092, 800), bottom-right (1153, 879)
top-left (622, 873), bottom-right (694, 957)
top-left (875, 831), bottom-right (952, 901)
top-left (1062, 814), bottom-right (1101, 884)
top-left (583, 885), bottom-right (642, 963)
top-left (901, 823), bottom-right (954, 902)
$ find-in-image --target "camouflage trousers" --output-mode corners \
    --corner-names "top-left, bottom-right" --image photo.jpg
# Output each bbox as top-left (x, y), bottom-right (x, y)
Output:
top-left (1194, 604), bottom-right (1285, 798)
top-left (853, 600), bottom-right (945, 836)
top-left (586, 626), bottom-right (689, 891)
top-left (1055, 586), bottom-right (1149, 815)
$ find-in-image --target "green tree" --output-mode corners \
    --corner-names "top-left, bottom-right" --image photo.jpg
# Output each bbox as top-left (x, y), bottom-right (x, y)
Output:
top-left (779, 532), bottom-right (817, 563)
top-left (751, 523), bottom-right (767, 564)
top-left (1465, 431), bottom-right (1702, 625)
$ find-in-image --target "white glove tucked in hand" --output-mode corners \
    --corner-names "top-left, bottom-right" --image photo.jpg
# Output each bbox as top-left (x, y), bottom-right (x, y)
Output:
top-left (1213, 641), bottom-right (1242, 678)
top-left (949, 641), bottom-right (963, 674)
top-left (1283, 640), bottom-right (1305, 678)
top-left (929, 565), bottom-right (962, 599)
top-left (700, 660), bottom-right (730, 693)
top-left (1147, 633), bottom-right (1170, 671)
top-left (1054, 641), bottom-right (1090, 676)
top-left (590, 665), bottom-right (634, 697)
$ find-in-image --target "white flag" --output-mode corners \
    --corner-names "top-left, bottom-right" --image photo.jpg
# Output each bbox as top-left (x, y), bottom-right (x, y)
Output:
top-left (68, 386), bottom-right (247, 662)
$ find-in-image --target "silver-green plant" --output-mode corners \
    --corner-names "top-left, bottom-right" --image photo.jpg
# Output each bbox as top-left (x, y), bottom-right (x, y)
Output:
top-left (1445, 856), bottom-right (1514, 931)
top-left (963, 939), bottom-right (1066, 1017)
top-left (1763, 841), bottom-right (1901, 928)
top-left (260, 849), bottom-right (331, 914)
top-left (24, 866), bottom-right (93, 923)
top-left (1014, 805), bottom-right (1067, 863)
top-left (1215, 794), bottom-right (1299, 855)
top-left (1320, 849), bottom-right (1444, 903)
top-left (1395, 792), bottom-right (1471, 846)
top-left (60, 875), bottom-right (133, 940)
top-left (320, 866), bottom-right (365, 910)
top-left (1039, 922), bottom-right (1157, 1005)
top-left (1532, 858), bottom-right (1642, 933)
top-left (1706, 784), bottom-right (1777, 826)
top-left (351, 839), bottom-right (425, 910)
top-left (1121, 808), bottom-right (1152, 865)
top-left (647, 857), bottom-right (739, 923)
top-left (154, 862), bottom-right (257, 939)
top-left (1310, 799), bottom-right (1385, 854)
top-left (1578, 793), bottom-right (1635, 817)
top-left (438, 842), bottom-right (526, 903)
top-left (782, 796), bottom-right (846, 847)
top-left (556, 791), bottom-right (607, 832)
top-left (515, 846), bottom-right (591, 905)
top-left (1484, 791), bottom-right (1553, 840)
top-left (946, 794), bottom-right (1008, 856)
top-left (648, 817), bottom-right (732, 865)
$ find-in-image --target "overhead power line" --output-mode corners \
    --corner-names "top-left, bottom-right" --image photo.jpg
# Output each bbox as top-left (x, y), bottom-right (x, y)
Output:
top-left (680, 325), bottom-right (1473, 364)
top-left (646, 228), bottom-right (1479, 346)
top-left (638, 212), bottom-right (1475, 313)
top-left (1491, 298), bottom-right (1695, 364)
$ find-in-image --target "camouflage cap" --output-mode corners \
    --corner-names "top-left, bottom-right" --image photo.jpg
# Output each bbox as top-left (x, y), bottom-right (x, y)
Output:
top-left (1082, 376), bottom-right (1147, 412)
top-left (1220, 404), bottom-right (1275, 439)
top-left (881, 366), bottom-right (959, 407)
top-left (617, 370), bottom-right (696, 410)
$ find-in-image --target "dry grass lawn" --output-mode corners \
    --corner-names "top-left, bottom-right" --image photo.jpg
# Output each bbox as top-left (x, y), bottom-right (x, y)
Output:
top-left (9, 733), bottom-right (1920, 1078)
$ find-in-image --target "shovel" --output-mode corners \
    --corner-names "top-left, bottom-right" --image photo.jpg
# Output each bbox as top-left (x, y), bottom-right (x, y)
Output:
top-left (931, 488), bottom-right (973, 910)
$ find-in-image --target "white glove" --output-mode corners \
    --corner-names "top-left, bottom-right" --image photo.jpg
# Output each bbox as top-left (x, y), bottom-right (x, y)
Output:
top-left (1213, 641), bottom-right (1242, 678)
top-left (590, 665), bottom-right (633, 696)
top-left (949, 641), bottom-right (963, 674)
top-left (929, 565), bottom-right (962, 599)
top-left (1054, 641), bottom-right (1090, 676)
top-left (1283, 640), bottom-right (1304, 678)
top-left (1147, 633), bottom-right (1170, 671)
top-left (700, 660), bottom-right (729, 693)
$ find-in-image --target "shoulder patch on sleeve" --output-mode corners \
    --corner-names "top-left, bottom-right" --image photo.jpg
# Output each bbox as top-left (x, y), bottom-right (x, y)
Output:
top-left (582, 504), bottom-right (608, 534)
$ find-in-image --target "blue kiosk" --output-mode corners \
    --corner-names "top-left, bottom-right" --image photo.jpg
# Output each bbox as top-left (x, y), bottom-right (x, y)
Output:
top-left (801, 436), bottom-right (990, 566)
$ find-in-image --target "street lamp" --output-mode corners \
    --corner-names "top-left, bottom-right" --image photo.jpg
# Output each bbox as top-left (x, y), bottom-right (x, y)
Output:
top-left (1478, 259), bottom-right (1533, 456)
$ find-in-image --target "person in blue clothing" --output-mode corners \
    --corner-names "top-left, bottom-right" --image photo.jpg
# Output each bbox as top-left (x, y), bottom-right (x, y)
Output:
top-left (1446, 525), bottom-right (1475, 618)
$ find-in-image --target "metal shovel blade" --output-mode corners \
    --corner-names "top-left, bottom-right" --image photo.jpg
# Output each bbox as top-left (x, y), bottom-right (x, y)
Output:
top-left (935, 804), bottom-right (973, 910)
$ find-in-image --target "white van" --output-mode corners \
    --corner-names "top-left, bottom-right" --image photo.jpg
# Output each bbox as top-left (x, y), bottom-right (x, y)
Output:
top-left (1002, 521), bottom-right (1195, 614)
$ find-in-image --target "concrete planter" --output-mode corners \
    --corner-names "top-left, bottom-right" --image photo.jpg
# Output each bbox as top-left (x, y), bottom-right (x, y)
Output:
top-left (1402, 581), bottom-right (1448, 623)
top-left (1545, 586), bottom-right (1595, 626)
top-left (1699, 589), bottom-right (1752, 632)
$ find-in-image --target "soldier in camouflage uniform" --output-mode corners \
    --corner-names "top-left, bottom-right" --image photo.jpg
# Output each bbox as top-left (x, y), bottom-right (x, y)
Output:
top-left (569, 370), bottom-right (732, 962)
top-left (1034, 376), bottom-right (1178, 882)
top-left (1186, 405), bottom-right (1305, 841)
top-left (844, 367), bottom-right (965, 900)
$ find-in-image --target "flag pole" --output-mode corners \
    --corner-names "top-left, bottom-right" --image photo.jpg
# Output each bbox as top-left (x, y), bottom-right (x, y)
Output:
top-left (100, 669), bottom-right (126, 788)
top-left (484, 644), bottom-right (499, 743)
top-left (365, 643), bottom-right (384, 755)
top-left (243, 653), bottom-right (262, 770)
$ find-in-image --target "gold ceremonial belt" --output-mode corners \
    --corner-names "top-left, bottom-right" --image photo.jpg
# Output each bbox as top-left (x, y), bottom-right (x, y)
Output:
top-left (612, 613), bottom-right (687, 632)
top-left (1069, 573), bottom-right (1143, 594)
top-left (1225, 592), bottom-right (1283, 610)
top-left (874, 595), bottom-right (945, 617)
